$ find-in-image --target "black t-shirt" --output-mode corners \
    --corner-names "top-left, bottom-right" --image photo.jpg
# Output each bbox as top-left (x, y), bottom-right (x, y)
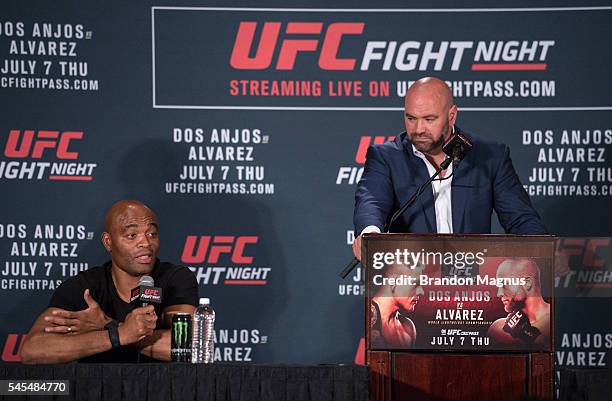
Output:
top-left (49, 260), bottom-right (198, 362)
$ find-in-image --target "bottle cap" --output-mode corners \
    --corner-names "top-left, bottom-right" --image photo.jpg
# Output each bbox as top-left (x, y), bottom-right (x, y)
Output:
top-left (200, 297), bottom-right (210, 305)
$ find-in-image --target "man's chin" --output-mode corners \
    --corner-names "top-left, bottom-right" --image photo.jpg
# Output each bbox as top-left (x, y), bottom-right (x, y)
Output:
top-left (409, 133), bottom-right (445, 154)
top-left (130, 262), bottom-right (155, 276)
top-left (414, 145), bottom-right (431, 153)
top-left (410, 139), bottom-right (432, 151)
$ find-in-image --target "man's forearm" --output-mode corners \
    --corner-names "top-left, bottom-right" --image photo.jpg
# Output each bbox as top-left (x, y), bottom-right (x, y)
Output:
top-left (21, 330), bottom-right (112, 364)
top-left (139, 329), bottom-right (171, 361)
top-left (139, 304), bottom-right (196, 361)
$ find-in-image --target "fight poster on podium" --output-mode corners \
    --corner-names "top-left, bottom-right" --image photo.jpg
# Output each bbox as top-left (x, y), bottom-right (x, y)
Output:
top-left (364, 234), bottom-right (555, 352)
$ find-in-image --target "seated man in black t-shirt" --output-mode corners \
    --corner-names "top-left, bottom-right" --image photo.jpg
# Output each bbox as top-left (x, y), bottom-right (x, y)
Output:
top-left (20, 200), bottom-right (198, 363)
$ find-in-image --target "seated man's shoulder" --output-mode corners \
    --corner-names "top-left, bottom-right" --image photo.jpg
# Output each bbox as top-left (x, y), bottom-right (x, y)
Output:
top-left (156, 260), bottom-right (182, 269)
top-left (154, 261), bottom-right (196, 281)
top-left (154, 261), bottom-right (198, 308)
top-left (156, 261), bottom-right (188, 273)
top-left (50, 263), bottom-right (110, 310)
top-left (58, 262), bottom-right (110, 289)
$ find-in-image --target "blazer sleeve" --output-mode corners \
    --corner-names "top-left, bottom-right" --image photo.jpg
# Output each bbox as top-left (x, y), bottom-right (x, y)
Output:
top-left (492, 144), bottom-right (548, 234)
top-left (354, 145), bottom-right (395, 234)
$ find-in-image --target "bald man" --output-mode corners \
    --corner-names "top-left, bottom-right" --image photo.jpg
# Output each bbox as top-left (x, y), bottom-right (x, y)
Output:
top-left (487, 259), bottom-right (551, 347)
top-left (370, 263), bottom-right (424, 348)
top-left (353, 77), bottom-right (546, 259)
top-left (21, 200), bottom-right (198, 363)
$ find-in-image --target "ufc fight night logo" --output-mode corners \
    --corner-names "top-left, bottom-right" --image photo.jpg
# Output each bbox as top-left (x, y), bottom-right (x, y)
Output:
top-left (153, 8), bottom-right (568, 108)
top-left (555, 238), bottom-right (611, 289)
top-left (182, 235), bottom-right (271, 286)
top-left (0, 129), bottom-right (97, 181)
top-left (230, 21), bottom-right (554, 72)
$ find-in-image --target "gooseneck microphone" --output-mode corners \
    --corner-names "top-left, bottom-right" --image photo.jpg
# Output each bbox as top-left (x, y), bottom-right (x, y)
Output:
top-left (442, 131), bottom-right (472, 170)
top-left (339, 130), bottom-right (473, 279)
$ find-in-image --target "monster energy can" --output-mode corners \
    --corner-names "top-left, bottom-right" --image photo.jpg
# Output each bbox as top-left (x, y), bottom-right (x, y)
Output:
top-left (171, 313), bottom-right (192, 362)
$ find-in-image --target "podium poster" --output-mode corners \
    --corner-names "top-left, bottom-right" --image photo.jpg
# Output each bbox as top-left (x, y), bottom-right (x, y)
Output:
top-left (365, 234), bottom-right (554, 352)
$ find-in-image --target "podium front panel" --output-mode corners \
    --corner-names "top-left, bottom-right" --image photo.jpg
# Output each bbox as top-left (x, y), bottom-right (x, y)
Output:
top-left (364, 234), bottom-right (554, 353)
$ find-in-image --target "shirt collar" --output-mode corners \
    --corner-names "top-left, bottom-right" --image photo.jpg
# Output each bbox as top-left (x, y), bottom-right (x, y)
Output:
top-left (410, 144), bottom-right (453, 174)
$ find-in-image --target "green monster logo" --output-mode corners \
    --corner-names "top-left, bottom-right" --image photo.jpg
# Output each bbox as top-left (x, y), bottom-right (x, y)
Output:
top-left (173, 320), bottom-right (189, 346)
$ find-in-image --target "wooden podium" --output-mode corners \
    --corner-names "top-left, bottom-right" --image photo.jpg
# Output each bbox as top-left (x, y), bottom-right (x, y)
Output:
top-left (363, 234), bottom-right (555, 401)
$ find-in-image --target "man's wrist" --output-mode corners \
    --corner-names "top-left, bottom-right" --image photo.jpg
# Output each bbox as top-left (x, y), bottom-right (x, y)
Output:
top-left (104, 320), bottom-right (121, 348)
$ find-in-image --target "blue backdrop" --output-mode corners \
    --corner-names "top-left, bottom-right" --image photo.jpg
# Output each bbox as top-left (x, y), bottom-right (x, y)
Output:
top-left (0, 2), bottom-right (610, 386)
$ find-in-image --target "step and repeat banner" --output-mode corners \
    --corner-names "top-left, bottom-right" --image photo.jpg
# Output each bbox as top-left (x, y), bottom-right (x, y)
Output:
top-left (0, 0), bottom-right (610, 379)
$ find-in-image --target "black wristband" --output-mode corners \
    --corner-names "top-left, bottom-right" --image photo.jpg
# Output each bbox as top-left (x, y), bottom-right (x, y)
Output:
top-left (105, 320), bottom-right (121, 348)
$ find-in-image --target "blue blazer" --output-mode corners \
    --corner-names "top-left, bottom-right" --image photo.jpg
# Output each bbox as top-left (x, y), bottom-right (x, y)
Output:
top-left (354, 129), bottom-right (547, 234)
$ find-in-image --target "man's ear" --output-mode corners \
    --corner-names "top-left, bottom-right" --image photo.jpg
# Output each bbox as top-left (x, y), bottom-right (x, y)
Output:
top-left (101, 232), bottom-right (112, 252)
top-left (449, 104), bottom-right (458, 126)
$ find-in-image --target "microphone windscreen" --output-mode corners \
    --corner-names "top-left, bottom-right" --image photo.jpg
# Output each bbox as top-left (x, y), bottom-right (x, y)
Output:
top-left (139, 275), bottom-right (154, 287)
top-left (442, 133), bottom-right (472, 160)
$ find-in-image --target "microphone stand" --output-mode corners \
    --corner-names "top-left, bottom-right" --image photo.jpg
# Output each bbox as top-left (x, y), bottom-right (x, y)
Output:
top-left (339, 157), bottom-right (452, 279)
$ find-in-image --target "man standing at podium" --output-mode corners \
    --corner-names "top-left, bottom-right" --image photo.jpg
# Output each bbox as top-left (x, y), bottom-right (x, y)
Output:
top-left (352, 77), bottom-right (546, 260)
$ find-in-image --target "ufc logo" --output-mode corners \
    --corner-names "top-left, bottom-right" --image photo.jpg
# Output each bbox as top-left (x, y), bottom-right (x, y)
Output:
top-left (507, 312), bottom-right (523, 328)
top-left (144, 289), bottom-right (158, 295)
top-left (556, 238), bottom-right (609, 268)
top-left (4, 130), bottom-right (83, 159)
top-left (181, 235), bottom-right (258, 264)
top-left (230, 22), bottom-right (364, 70)
top-left (2, 334), bottom-right (25, 362)
top-left (355, 135), bottom-right (395, 164)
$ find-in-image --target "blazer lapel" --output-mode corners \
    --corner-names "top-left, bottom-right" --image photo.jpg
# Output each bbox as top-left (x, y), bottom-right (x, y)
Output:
top-left (402, 135), bottom-right (436, 233)
top-left (451, 148), bottom-right (475, 233)
top-left (419, 169), bottom-right (436, 232)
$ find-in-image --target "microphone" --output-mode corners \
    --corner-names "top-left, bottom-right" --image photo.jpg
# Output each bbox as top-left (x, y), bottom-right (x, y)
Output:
top-left (130, 275), bottom-right (162, 308)
top-left (140, 275), bottom-right (154, 288)
top-left (442, 131), bottom-right (472, 169)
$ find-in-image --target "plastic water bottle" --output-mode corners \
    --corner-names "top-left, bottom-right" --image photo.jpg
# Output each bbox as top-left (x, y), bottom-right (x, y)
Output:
top-left (191, 297), bottom-right (215, 363)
